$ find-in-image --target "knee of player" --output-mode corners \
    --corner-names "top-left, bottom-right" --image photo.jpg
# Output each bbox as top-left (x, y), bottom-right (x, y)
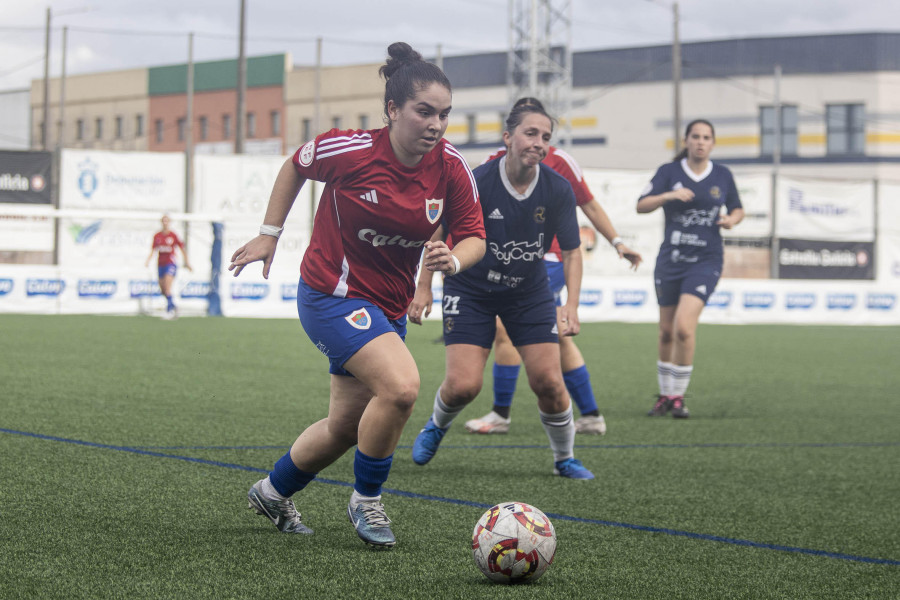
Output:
top-left (674, 326), bottom-right (695, 344)
top-left (441, 378), bottom-right (481, 405)
top-left (527, 373), bottom-right (566, 400)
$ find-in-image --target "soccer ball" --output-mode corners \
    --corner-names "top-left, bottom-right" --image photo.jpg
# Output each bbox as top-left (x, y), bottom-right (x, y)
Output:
top-left (471, 501), bottom-right (557, 584)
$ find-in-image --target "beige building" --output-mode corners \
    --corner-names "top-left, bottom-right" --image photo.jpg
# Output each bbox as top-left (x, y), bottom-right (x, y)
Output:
top-left (28, 32), bottom-right (900, 182)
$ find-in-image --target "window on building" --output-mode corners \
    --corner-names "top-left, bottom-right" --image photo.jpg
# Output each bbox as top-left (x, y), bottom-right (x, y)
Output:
top-left (330, 116), bottom-right (341, 130)
top-left (247, 112), bottom-right (256, 138)
top-left (302, 118), bottom-right (312, 143)
top-left (760, 105), bottom-right (798, 156)
top-left (826, 103), bottom-right (865, 155)
top-left (199, 116), bottom-right (208, 141)
top-left (95, 118), bottom-right (103, 140)
top-left (177, 117), bottom-right (186, 142)
top-left (76, 119), bottom-right (84, 141)
top-left (136, 114), bottom-right (144, 137)
top-left (155, 119), bottom-right (164, 143)
top-left (359, 114), bottom-right (369, 130)
top-left (115, 116), bottom-right (123, 140)
top-left (223, 114), bottom-right (232, 139)
top-left (467, 114), bottom-right (477, 143)
top-left (271, 110), bottom-right (281, 136)
top-left (39, 121), bottom-right (45, 144)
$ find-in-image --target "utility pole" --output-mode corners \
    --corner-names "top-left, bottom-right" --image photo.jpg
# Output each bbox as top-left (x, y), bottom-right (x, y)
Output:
top-left (42, 7), bottom-right (51, 150)
top-left (186, 32), bottom-right (195, 215)
top-left (235, 0), bottom-right (247, 154)
top-left (58, 26), bottom-right (67, 150)
top-left (671, 1), bottom-right (682, 155)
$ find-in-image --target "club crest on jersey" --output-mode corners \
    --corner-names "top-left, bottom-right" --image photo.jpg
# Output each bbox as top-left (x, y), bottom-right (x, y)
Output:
top-left (709, 186), bottom-right (722, 199)
top-left (345, 308), bottom-right (371, 330)
top-left (533, 206), bottom-right (546, 223)
top-left (298, 140), bottom-right (315, 167)
top-left (425, 198), bottom-right (444, 224)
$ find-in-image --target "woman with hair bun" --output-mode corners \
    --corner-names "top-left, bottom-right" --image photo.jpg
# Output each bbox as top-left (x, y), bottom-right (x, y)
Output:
top-left (229, 42), bottom-right (485, 549)
top-left (638, 119), bottom-right (743, 419)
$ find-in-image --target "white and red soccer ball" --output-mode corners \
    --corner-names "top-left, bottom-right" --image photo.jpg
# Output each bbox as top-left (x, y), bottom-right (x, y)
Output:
top-left (472, 501), bottom-right (557, 584)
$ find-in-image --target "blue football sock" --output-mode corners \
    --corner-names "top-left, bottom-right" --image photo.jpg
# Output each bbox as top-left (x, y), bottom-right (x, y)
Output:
top-left (563, 365), bottom-right (599, 416)
top-left (269, 451), bottom-right (317, 498)
top-left (353, 449), bottom-right (393, 497)
top-left (166, 295), bottom-right (175, 311)
top-left (492, 363), bottom-right (520, 418)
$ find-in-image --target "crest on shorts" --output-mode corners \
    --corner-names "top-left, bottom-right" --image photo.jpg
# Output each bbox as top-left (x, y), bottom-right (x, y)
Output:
top-left (345, 308), bottom-right (371, 330)
top-left (426, 198), bottom-right (444, 224)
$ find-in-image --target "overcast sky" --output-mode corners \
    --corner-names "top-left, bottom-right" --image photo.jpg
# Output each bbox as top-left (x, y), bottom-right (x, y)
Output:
top-left (2, 0), bottom-right (899, 91)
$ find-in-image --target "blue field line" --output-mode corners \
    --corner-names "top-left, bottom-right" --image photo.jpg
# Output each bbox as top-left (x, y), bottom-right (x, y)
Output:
top-left (3, 426), bottom-right (898, 567)
top-left (131, 440), bottom-right (900, 451)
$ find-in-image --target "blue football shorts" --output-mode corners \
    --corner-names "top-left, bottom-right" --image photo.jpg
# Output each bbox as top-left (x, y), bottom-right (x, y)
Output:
top-left (441, 277), bottom-right (558, 348)
top-left (296, 277), bottom-right (407, 376)
top-left (158, 264), bottom-right (177, 278)
top-left (654, 264), bottom-right (721, 306)
top-left (544, 259), bottom-right (565, 306)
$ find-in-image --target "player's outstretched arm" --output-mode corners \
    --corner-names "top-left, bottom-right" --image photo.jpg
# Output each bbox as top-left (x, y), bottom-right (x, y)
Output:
top-left (579, 199), bottom-right (642, 270)
top-left (229, 158), bottom-right (307, 279)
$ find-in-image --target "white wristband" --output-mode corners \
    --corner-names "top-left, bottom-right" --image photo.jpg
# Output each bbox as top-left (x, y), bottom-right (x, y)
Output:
top-left (610, 236), bottom-right (623, 248)
top-left (260, 224), bottom-right (283, 239)
top-left (449, 254), bottom-right (461, 275)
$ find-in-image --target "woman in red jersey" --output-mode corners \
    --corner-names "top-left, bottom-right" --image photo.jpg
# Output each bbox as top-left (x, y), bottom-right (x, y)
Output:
top-left (229, 42), bottom-right (485, 549)
top-left (145, 214), bottom-right (192, 319)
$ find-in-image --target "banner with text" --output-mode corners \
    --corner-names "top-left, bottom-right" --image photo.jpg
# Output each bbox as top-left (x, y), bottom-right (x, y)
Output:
top-left (0, 150), bottom-right (52, 204)
top-left (775, 176), bottom-right (874, 242)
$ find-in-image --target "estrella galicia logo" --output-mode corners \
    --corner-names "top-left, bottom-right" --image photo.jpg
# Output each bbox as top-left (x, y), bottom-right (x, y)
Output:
top-left (579, 289), bottom-right (602, 306)
top-left (281, 283), bottom-right (298, 302)
top-left (827, 293), bottom-right (856, 310)
top-left (0, 278), bottom-right (13, 296)
top-left (785, 293), bottom-right (816, 310)
top-left (78, 280), bottom-right (117, 299)
top-left (129, 280), bottom-right (160, 298)
top-left (614, 290), bottom-right (647, 307)
top-left (231, 282), bottom-right (268, 301)
top-left (743, 292), bottom-right (775, 309)
top-left (706, 291), bottom-right (732, 308)
top-left (26, 279), bottom-right (65, 297)
top-left (181, 281), bottom-right (210, 299)
top-left (77, 158), bottom-right (99, 199)
top-left (867, 293), bottom-right (896, 311)
top-left (68, 220), bottom-right (102, 244)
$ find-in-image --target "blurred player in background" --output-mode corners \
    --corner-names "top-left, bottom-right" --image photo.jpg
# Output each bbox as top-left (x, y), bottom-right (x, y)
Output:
top-left (229, 42), bottom-right (485, 549)
top-left (638, 119), bottom-right (743, 418)
top-left (408, 99), bottom-right (594, 479)
top-left (463, 97), bottom-right (642, 437)
top-left (145, 214), bottom-right (191, 319)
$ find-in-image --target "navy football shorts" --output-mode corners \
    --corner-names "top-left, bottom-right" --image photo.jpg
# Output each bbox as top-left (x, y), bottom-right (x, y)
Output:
top-left (296, 277), bottom-right (407, 376)
top-left (441, 277), bottom-right (559, 348)
top-left (654, 265), bottom-right (721, 306)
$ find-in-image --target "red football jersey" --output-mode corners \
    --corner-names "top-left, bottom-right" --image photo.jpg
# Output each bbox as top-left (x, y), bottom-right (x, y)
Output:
top-left (152, 231), bottom-right (183, 267)
top-left (294, 128), bottom-right (484, 320)
top-left (484, 146), bottom-right (593, 259)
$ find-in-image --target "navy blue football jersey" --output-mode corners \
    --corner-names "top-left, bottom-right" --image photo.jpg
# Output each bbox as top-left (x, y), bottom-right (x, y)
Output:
top-left (454, 157), bottom-right (579, 293)
top-left (639, 159), bottom-right (742, 276)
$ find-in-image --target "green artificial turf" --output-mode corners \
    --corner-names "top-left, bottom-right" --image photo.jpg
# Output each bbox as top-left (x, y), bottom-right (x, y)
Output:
top-left (0, 315), bottom-right (897, 599)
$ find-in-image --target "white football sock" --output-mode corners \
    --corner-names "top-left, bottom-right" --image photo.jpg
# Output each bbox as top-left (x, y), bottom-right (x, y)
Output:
top-left (432, 388), bottom-right (464, 429)
top-left (539, 404), bottom-right (575, 463)
top-left (671, 364), bottom-right (693, 397)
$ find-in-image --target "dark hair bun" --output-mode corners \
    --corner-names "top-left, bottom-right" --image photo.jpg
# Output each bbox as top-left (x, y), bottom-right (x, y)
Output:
top-left (380, 42), bottom-right (423, 79)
